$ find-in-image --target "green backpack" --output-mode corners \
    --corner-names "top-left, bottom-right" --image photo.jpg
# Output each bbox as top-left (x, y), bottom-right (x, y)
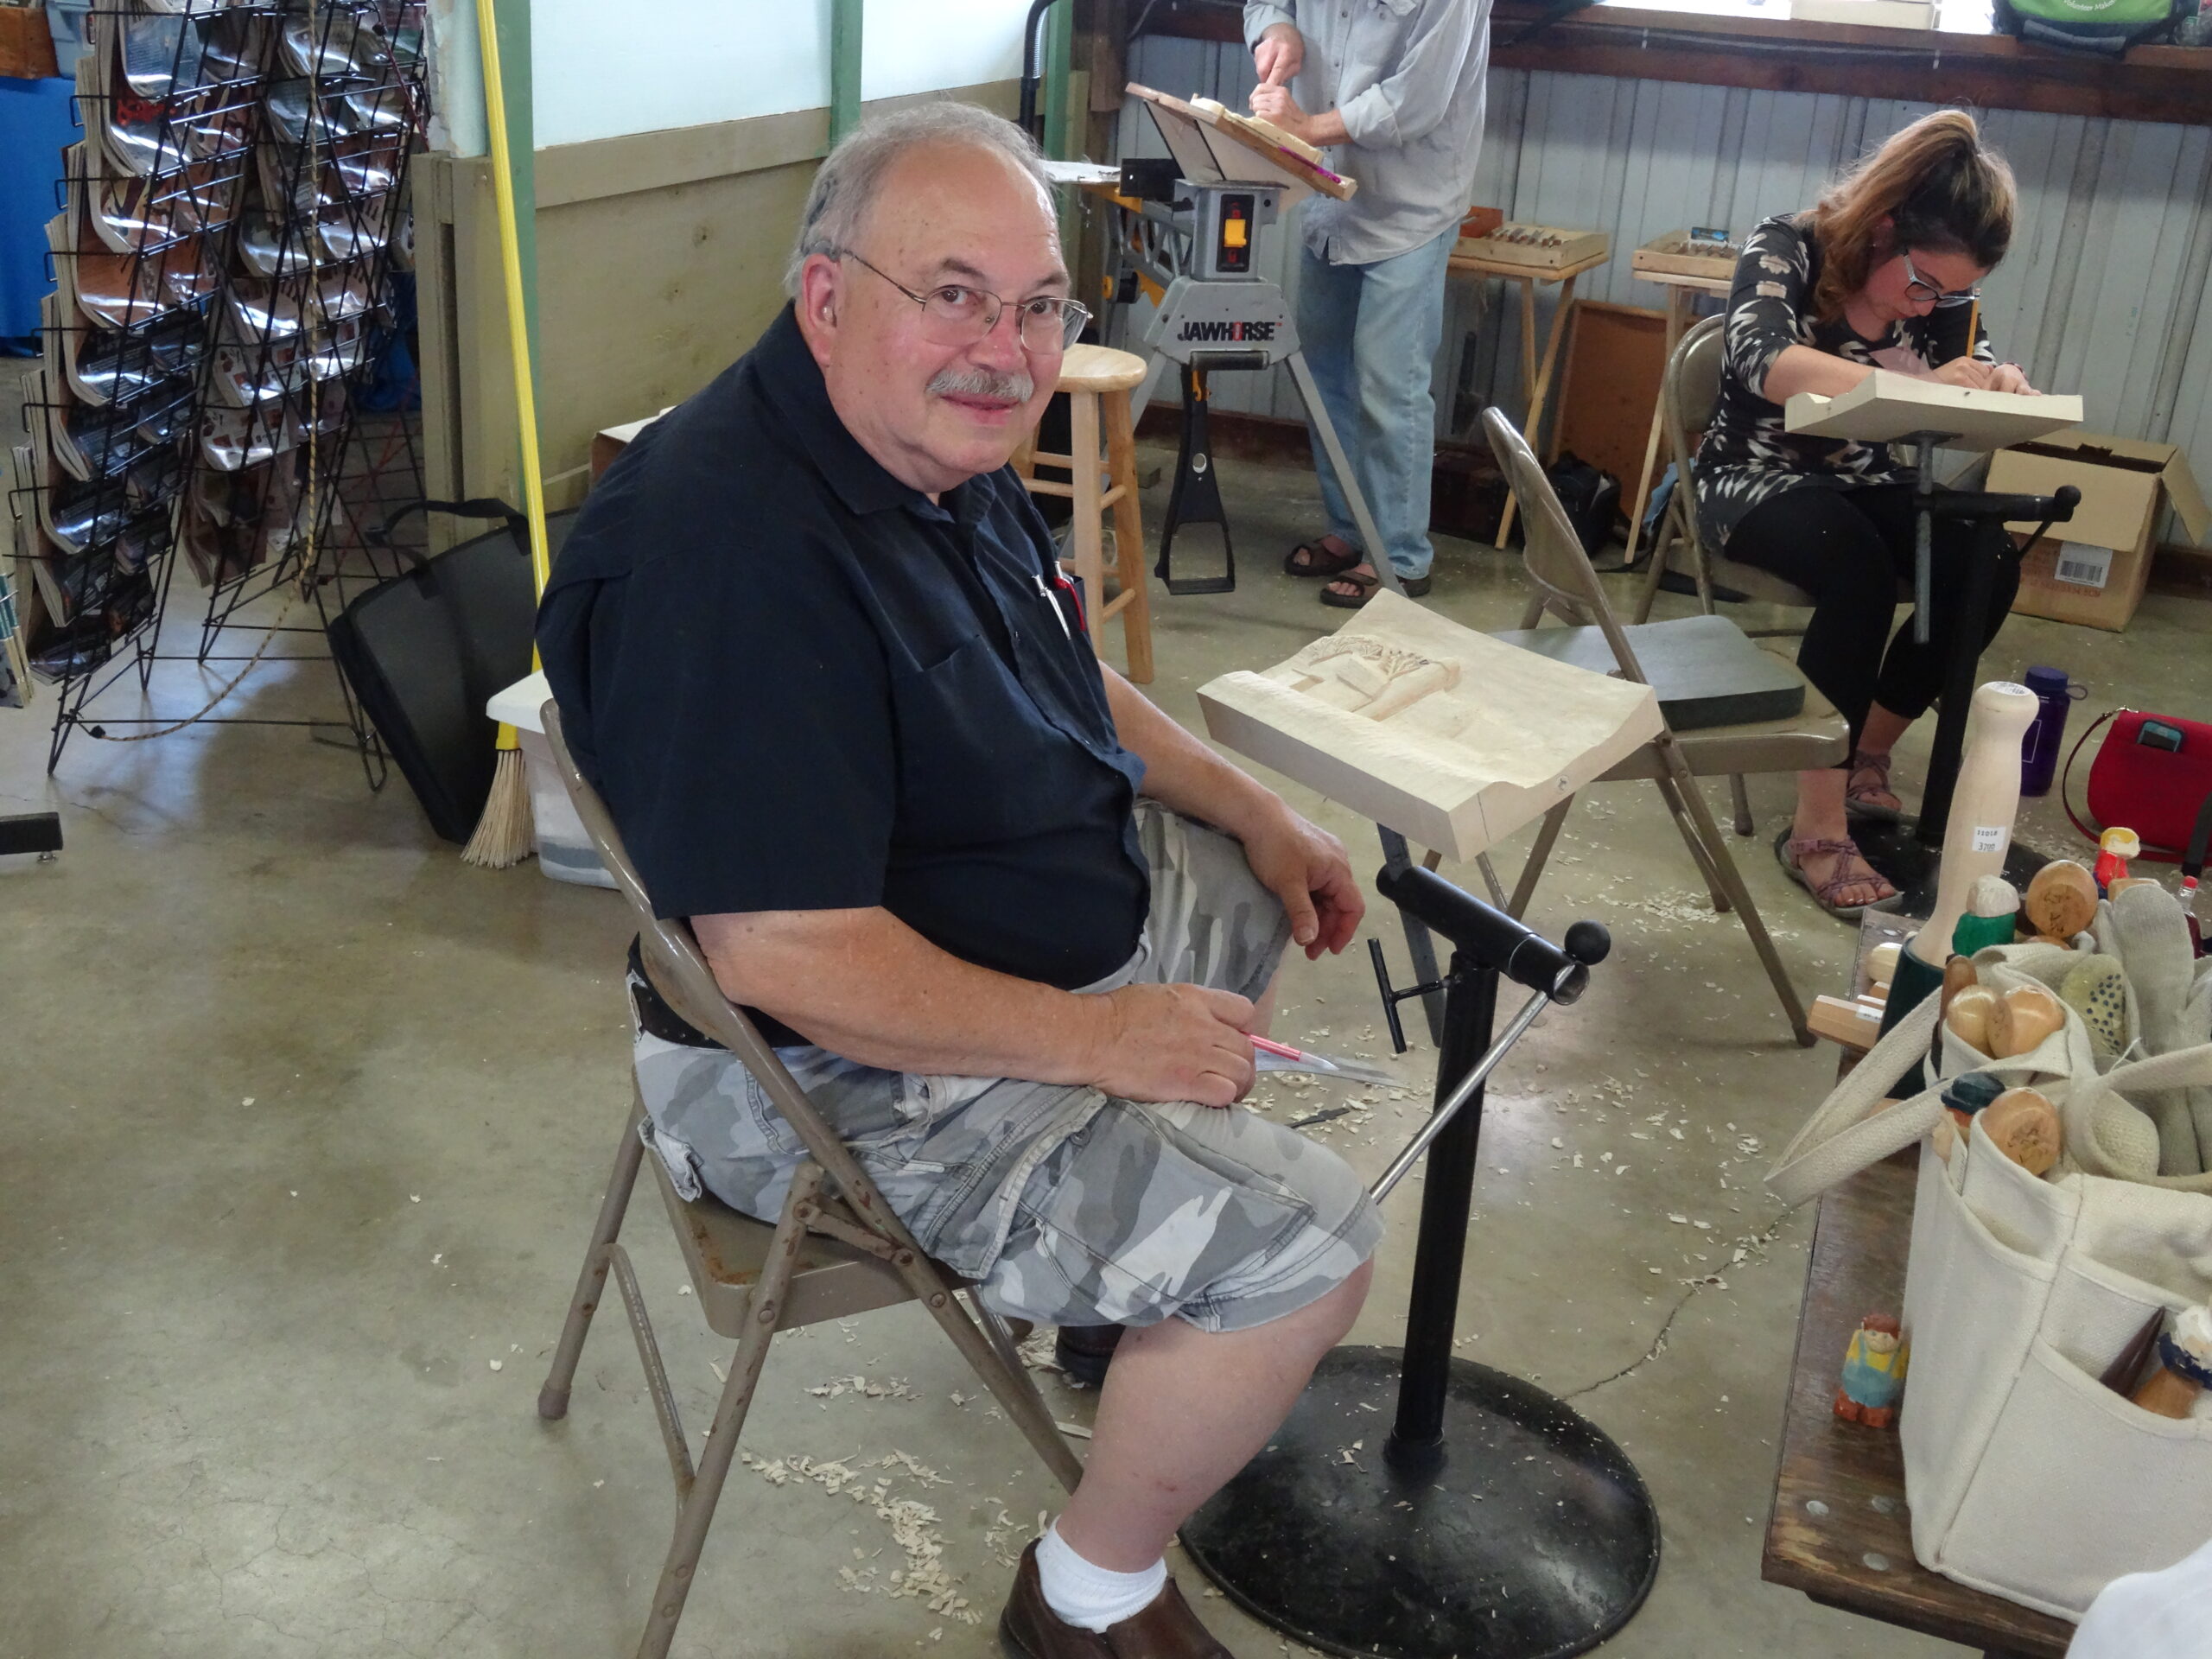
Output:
top-left (1995, 0), bottom-right (2183, 52)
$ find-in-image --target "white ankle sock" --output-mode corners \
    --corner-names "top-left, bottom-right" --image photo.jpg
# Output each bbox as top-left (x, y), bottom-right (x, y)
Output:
top-left (1035, 1521), bottom-right (1167, 1632)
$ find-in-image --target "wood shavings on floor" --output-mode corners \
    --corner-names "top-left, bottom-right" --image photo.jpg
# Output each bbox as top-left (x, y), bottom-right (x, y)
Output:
top-left (982, 1507), bottom-right (1028, 1569)
top-left (807, 1373), bottom-right (921, 1401)
top-left (738, 1449), bottom-right (978, 1622)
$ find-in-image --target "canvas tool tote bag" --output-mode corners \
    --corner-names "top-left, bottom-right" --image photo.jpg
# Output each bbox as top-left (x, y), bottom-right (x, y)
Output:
top-left (1768, 989), bottom-right (2212, 1619)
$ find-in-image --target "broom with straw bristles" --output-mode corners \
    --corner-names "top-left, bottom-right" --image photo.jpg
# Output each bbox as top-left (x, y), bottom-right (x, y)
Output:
top-left (461, 0), bottom-right (553, 868)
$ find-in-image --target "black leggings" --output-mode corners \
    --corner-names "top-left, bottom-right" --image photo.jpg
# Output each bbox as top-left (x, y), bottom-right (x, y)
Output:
top-left (1724, 484), bottom-right (2018, 757)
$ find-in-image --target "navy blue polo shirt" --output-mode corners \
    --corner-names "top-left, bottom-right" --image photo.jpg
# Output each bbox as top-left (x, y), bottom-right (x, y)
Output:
top-left (537, 307), bottom-right (1151, 1042)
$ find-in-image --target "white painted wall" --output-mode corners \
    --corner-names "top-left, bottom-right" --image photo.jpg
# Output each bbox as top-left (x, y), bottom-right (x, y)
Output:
top-left (534, 0), bottom-right (834, 149)
top-left (861, 0), bottom-right (1033, 103)
top-left (428, 0), bottom-right (1039, 156)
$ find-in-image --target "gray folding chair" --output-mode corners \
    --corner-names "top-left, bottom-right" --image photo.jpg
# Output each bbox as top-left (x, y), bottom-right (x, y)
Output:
top-left (1629, 316), bottom-right (1829, 634)
top-left (1483, 408), bottom-right (1846, 1047)
top-left (533, 702), bottom-right (1084, 1659)
top-left (1629, 316), bottom-right (1910, 836)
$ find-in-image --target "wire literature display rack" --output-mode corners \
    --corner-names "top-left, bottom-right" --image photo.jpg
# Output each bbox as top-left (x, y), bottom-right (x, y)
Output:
top-left (7, 0), bottom-right (428, 777)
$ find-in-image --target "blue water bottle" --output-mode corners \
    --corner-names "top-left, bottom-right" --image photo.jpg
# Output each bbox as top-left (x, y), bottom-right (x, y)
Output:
top-left (2018, 665), bottom-right (2083, 797)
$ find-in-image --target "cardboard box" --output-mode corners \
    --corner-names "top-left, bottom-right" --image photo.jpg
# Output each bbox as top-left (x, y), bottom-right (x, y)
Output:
top-left (1987, 430), bottom-right (2209, 632)
top-left (588, 408), bottom-right (671, 484)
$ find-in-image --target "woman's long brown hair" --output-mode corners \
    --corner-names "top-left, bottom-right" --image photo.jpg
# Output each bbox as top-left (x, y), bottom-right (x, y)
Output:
top-left (1800, 110), bottom-right (2017, 324)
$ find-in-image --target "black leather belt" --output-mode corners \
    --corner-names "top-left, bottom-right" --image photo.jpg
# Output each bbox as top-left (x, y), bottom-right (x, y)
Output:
top-left (626, 935), bottom-right (718, 1048)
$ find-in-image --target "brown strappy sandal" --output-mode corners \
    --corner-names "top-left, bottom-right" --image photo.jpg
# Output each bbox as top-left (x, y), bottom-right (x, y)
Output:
top-left (1777, 830), bottom-right (1897, 921)
top-left (1319, 567), bottom-right (1432, 608)
top-left (1845, 749), bottom-right (1903, 822)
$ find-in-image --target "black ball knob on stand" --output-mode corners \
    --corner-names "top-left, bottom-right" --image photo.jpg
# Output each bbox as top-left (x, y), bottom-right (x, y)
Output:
top-left (1181, 869), bottom-right (1659, 1659)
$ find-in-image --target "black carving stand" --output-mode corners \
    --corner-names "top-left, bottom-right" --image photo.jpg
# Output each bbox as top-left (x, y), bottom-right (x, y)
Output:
top-left (1182, 868), bottom-right (1660, 1659)
top-left (1154, 365), bottom-right (1235, 595)
top-left (1854, 443), bottom-right (2077, 907)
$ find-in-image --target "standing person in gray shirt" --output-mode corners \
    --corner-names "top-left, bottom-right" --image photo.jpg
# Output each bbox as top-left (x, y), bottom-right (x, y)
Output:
top-left (1246, 0), bottom-right (1490, 607)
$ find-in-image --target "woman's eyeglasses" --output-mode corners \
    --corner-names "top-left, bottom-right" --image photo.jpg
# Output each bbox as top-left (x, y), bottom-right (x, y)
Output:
top-left (837, 250), bottom-right (1090, 352)
top-left (1899, 249), bottom-right (1979, 309)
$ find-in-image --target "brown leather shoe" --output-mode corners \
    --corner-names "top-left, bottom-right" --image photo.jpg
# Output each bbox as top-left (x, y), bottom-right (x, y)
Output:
top-left (1053, 1323), bottom-right (1125, 1387)
top-left (999, 1540), bottom-right (1234, 1658)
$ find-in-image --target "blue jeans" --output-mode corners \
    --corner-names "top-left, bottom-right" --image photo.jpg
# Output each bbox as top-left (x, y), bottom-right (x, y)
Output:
top-left (1295, 228), bottom-right (1456, 583)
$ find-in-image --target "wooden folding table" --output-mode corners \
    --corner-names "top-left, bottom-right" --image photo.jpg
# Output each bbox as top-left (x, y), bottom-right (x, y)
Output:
top-left (1448, 245), bottom-right (1611, 549)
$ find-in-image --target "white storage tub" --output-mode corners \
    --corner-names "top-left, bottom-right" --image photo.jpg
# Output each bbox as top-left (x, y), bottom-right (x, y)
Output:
top-left (486, 672), bottom-right (616, 888)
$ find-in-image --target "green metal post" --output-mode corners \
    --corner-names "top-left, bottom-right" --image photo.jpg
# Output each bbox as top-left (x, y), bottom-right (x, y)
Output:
top-left (1040, 0), bottom-right (1075, 252)
top-left (829, 0), bottom-right (863, 147)
top-left (488, 0), bottom-right (539, 394)
top-left (1039, 0), bottom-right (1073, 161)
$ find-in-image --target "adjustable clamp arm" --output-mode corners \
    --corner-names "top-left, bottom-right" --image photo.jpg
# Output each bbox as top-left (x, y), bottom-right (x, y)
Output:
top-left (1366, 867), bottom-right (1611, 1203)
top-left (1924, 483), bottom-right (2082, 550)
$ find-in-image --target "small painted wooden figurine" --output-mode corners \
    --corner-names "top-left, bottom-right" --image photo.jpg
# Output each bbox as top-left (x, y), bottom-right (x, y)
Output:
top-left (1836, 1313), bottom-right (1908, 1428)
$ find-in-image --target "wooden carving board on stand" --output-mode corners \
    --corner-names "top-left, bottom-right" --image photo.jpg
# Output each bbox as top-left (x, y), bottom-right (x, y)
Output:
top-left (1785, 371), bottom-right (2082, 450)
top-left (1197, 591), bottom-right (1663, 862)
top-left (1125, 83), bottom-right (1357, 202)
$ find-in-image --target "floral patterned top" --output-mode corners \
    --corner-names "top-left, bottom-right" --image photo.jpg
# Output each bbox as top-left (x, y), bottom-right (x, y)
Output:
top-left (1694, 213), bottom-right (1993, 555)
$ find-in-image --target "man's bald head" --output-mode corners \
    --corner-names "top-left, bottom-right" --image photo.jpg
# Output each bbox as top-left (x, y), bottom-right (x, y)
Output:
top-left (785, 103), bottom-right (1056, 296)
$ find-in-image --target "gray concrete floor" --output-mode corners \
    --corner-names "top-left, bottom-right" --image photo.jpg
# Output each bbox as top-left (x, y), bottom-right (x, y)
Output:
top-left (3, 434), bottom-right (2201, 1658)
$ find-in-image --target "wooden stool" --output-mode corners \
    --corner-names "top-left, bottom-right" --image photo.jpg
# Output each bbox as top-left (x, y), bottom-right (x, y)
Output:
top-left (1016, 345), bottom-right (1154, 684)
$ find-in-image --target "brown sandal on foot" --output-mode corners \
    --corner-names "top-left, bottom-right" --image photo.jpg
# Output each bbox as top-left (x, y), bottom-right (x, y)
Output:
top-left (1284, 538), bottom-right (1363, 580)
top-left (1319, 569), bottom-right (1432, 608)
top-left (1777, 830), bottom-right (1896, 920)
top-left (1845, 749), bottom-right (1902, 822)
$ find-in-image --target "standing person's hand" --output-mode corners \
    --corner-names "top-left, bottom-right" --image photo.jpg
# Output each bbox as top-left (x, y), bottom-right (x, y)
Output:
top-left (1254, 21), bottom-right (1304, 86)
top-left (1249, 83), bottom-right (1311, 141)
top-left (1986, 361), bottom-right (2037, 394)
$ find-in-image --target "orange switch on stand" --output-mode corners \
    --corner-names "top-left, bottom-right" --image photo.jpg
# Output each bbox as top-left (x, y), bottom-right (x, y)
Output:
top-left (1224, 218), bottom-right (1248, 248)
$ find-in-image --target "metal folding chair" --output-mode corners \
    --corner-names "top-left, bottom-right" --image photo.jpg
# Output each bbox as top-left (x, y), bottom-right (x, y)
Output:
top-left (1628, 317), bottom-right (1828, 627)
top-left (1484, 408), bottom-right (1845, 1047)
top-left (1629, 316), bottom-right (1911, 836)
top-left (532, 702), bottom-right (1084, 1659)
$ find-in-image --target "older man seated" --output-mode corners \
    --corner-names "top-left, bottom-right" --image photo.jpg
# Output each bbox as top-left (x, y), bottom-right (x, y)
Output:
top-left (539, 104), bottom-right (1381, 1659)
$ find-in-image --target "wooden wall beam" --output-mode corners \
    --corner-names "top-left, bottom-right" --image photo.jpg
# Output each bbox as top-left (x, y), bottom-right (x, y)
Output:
top-left (1134, 0), bottom-right (2212, 126)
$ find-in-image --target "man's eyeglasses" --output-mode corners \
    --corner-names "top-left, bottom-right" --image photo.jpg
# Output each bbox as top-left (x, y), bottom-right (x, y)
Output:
top-left (1899, 248), bottom-right (1979, 309)
top-left (836, 250), bottom-right (1090, 352)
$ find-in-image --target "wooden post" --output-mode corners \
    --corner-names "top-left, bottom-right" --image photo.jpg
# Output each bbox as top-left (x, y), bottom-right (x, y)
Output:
top-left (1102, 388), bottom-right (1154, 684)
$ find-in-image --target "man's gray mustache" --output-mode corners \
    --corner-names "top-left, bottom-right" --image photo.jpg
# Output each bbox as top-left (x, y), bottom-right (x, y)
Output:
top-left (929, 366), bottom-right (1034, 402)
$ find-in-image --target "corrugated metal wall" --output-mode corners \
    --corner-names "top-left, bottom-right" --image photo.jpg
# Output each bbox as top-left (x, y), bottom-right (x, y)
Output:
top-left (1116, 35), bottom-right (2212, 543)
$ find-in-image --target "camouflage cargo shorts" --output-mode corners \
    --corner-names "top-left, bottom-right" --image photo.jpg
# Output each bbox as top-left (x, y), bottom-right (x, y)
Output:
top-left (631, 800), bottom-right (1382, 1334)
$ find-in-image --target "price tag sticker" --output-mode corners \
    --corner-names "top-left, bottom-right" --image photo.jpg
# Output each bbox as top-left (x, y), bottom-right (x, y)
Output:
top-left (1972, 825), bottom-right (2006, 854)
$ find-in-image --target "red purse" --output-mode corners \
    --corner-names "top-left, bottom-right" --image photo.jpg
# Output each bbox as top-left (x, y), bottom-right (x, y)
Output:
top-left (2063, 709), bottom-right (2212, 862)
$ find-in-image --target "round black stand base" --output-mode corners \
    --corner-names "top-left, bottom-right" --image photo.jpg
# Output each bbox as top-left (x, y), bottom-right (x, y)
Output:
top-left (1180, 1347), bottom-right (1660, 1659)
top-left (1854, 820), bottom-right (2055, 918)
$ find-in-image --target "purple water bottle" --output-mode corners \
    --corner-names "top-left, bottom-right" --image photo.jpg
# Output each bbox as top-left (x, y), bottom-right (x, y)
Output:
top-left (2018, 665), bottom-right (2082, 797)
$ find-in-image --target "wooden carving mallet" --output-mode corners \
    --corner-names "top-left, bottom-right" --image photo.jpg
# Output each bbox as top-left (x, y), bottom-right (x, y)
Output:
top-left (1875, 682), bottom-right (2040, 1077)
